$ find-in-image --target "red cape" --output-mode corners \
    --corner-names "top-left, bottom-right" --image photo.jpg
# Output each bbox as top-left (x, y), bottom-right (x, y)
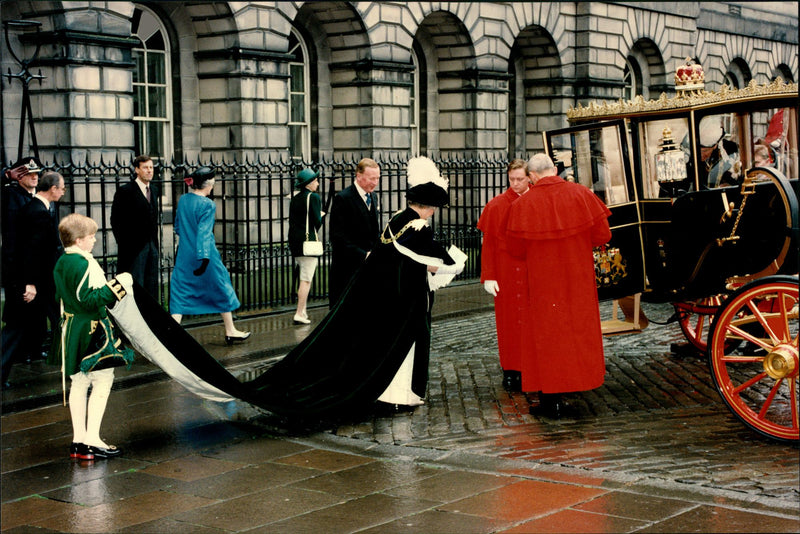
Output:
top-left (506, 177), bottom-right (612, 393)
top-left (507, 176), bottom-right (611, 240)
top-left (477, 188), bottom-right (527, 371)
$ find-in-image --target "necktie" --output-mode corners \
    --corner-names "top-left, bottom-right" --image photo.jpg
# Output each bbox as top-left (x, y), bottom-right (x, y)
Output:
top-left (146, 185), bottom-right (151, 203)
top-left (365, 193), bottom-right (372, 209)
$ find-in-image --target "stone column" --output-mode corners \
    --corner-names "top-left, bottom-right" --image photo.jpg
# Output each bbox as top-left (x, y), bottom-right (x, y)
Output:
top-left (18, 10), bottom-right (137, 164)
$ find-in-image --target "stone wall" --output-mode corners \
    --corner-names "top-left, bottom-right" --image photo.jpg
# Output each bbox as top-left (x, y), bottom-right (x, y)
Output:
top-left (1, 1), bottom-right (796, 166)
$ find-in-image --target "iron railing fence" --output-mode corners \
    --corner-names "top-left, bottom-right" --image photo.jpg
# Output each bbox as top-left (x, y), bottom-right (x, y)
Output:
top-left (18, 156), bottom-right (511, 313)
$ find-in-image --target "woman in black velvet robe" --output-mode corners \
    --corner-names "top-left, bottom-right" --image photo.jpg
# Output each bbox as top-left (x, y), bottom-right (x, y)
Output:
top-left (106, 158), bottom-right (464, 421)
top-left (246, 157), bottom-right (463, 418)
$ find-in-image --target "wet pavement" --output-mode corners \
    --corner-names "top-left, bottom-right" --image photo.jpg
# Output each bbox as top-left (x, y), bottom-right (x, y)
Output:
top-left (2, 283), bottom-right (798, 533)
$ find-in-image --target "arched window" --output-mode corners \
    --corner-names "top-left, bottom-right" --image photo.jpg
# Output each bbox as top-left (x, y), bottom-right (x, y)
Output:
top-left (725, 59), bottom-right (751, 90)
top-left (623, 57), bottom-right (643, 101)
top-left (410, 49), bottom-right (420, 156)
top-left (288, 28), bottom-right (310, 162)
top-left (773, 64), bottom-right (794, 83)
top-left (724, 71), bottom-right (740, 89)
top-left (411, 40), bottom-right (428, 155)
top-left (131, 6), bottom-right (172, 160)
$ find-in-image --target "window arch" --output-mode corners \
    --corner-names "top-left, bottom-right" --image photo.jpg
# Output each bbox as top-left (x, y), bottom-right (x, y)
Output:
top-left (410, 48), bottom-right (420, 156)
top-left (774, 64), bottom-right (794, 83)
top-left (288, 28), bottom-right (311, 162)
top-left (622, 56), bottom-right (643, 101)
top-left (725, 58), bottom-right (752, 89)
top-left (411, 40), bottom-right (428, 155)
top-left (131, 5), bottom-right (173, 160)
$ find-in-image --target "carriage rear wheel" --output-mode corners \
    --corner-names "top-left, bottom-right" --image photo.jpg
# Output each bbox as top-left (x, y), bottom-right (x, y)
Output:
top-left (708, 276), bottom-right (799, 443)
top-left (675, 297), bottom-right (725, 352)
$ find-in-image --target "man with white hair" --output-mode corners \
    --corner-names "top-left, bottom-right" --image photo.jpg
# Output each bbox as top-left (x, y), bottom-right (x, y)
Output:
top-left (506, 154), bottom-right (611, 418)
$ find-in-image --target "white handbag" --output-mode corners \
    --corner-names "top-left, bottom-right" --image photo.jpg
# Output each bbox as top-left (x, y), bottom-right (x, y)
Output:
top-left (302, 192), bottom-right (323, 256)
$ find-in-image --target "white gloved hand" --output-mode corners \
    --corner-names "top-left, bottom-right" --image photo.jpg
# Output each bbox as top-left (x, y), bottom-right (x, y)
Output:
top-left (435, 263), bottom-right (464, 275)
top-left (483, 280), bottom-right (499, 296)
top-left (113, 272), bottom-right (133, 290)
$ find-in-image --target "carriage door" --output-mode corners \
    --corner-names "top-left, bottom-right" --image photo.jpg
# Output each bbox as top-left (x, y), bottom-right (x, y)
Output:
top-left (544, 120), bottom-right (645, 301)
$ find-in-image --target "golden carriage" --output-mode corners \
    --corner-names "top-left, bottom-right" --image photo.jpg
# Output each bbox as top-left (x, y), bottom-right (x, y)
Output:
top-left (543, 61), bottom-right (799, 443)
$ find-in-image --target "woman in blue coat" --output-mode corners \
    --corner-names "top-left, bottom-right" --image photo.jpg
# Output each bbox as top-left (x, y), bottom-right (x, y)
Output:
top-left (169, 167), bottom-right (250, 345)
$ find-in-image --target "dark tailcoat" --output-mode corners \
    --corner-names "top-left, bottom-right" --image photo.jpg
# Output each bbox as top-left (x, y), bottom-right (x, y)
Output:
top-left (1, 183), bottom-right (34, 288)
top-left (110, 180), bottom-right (159, 289)
top-left (1, 195), bottom-right (62, 380)
top-left (16, 197), bottom-right (63, 303)
top-left (328, 184), bottom-right (379, 304)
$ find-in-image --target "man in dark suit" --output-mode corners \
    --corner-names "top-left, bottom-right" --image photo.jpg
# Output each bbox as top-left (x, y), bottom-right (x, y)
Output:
top-left (328, 157), bottom-right (381, 306)
top-left (1, 170), bottom-right (65, 386)
top-left (2, 158), bottom-right (41, 291)
top-left (111, 155), bottom-right (160, 297)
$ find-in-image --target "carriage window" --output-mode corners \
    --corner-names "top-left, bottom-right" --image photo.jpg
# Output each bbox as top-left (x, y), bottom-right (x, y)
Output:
top-left (549, 125), bottom-right (629, 206)
top-left (695, 112), bottom-right (742, 190)
top-left (748, 106), bottom-right (798, 179)
top-left (639, 118), bottom-right (689, 198)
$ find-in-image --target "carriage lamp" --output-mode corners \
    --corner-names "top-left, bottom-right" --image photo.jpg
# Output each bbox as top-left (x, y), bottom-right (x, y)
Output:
top-left (655, 126), bottom-right (687, 182)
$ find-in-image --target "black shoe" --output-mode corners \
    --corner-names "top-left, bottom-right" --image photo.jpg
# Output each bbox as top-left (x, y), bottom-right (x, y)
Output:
top-left (225, 332), bottom-right (251, 346)
top-left (503, 371), bottom-right (522, 392)
top-left (86, 444), bottom-right (122, 459)
top-left (70, 443), bottom-right (95, 460)
top-left (531, 393), bottom-right (570, 419)
top-left (374, 401), bottom-right (417, 416)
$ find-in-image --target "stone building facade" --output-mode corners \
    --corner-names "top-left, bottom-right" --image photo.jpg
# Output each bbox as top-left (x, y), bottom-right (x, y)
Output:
top-left (1, 1), bottom-right (797, 166)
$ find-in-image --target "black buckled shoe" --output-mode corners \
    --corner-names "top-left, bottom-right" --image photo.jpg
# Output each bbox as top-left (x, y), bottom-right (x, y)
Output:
top-left (86, 444), bottom-right (122, 459)
top-left (70, 442), bottom-right (95, 460)
top-left (502, 370), bottom-right (522, 392)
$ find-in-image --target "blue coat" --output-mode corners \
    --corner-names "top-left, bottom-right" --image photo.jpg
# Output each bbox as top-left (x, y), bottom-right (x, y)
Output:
top-left (169, 193), bottom-right (239, 315)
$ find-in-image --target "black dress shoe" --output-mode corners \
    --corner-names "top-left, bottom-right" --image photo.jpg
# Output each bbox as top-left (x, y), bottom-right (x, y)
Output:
top-left (530, 393), bottom-right (570, 419)
top-left (86, 444), bottom-right (122, 459)
top-left (70, 443), bottom-right (95, 460)
top-left (225, 332), bottom-right (251, 346)
top-left (502, 371), bottom-right (522, 392)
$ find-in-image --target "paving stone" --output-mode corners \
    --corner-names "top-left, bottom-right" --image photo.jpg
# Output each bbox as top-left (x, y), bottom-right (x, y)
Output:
top-left (322, 303), bottom-right (798, 506)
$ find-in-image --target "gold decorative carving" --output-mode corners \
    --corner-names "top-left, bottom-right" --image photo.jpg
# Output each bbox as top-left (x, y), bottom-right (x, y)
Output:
top-left (568, 78), bottom-right (798, 122)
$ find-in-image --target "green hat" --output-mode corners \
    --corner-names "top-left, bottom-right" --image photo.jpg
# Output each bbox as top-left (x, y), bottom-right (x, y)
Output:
top-left (294, 168), bottom-right (319, 189)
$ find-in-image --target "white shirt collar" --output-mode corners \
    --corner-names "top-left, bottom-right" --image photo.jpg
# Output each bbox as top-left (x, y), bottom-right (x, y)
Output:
top-left (34, 193), bottom-right (50, 210)
top-left (135, 178), bottom-right (150, 196)
top-left (354, 182), bottom-right (370, 204)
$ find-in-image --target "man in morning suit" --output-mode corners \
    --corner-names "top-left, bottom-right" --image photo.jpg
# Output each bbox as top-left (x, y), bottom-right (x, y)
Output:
top-left (111, 155), bottom-right (160, 297)
top-left (1, 171), bottom-right (65, 386)
top-left (328, 157), bottom-right (381, 306)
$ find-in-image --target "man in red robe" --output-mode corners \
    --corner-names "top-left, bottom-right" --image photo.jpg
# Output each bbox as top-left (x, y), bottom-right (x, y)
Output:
top-left (507, 154), bottom-right (612, 417)
top-left (477, 159), bottom-right (530, 391)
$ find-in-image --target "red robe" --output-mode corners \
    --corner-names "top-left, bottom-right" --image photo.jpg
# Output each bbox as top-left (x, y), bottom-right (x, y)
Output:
top-left (507, 176), bottom-right (611, 393)
top-left (477, 188), bottom-right (528, 372)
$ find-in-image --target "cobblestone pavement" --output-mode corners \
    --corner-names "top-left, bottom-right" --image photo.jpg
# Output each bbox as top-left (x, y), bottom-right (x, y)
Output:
top-left (257, 302), bottom-right (799, 506)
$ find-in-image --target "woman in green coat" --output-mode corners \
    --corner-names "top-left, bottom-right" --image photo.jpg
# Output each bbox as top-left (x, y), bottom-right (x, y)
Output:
top-left (50, 214), bottom-right (132, 460)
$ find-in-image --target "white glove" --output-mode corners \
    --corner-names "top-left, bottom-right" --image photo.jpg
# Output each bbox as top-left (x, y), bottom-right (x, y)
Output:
top-left (435, 263), bottom-right (464, 275)
top-left (483, 280), bottom-right (499, 296)
top-left (113, 272), bottom-right (133, 290)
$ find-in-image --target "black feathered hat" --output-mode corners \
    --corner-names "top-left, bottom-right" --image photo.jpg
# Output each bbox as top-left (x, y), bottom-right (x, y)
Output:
top-left (405, 157), bottom-right (449, 207)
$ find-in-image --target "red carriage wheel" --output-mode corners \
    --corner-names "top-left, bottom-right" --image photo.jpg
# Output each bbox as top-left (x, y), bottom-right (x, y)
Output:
top-left (674, 297), bottom-right (725, 352)
top-left (708, 276), bottom-right (799, 443)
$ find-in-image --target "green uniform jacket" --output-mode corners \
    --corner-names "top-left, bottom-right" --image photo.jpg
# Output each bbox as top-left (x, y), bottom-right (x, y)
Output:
top-left (48, 251), bottom-right (127, 376)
